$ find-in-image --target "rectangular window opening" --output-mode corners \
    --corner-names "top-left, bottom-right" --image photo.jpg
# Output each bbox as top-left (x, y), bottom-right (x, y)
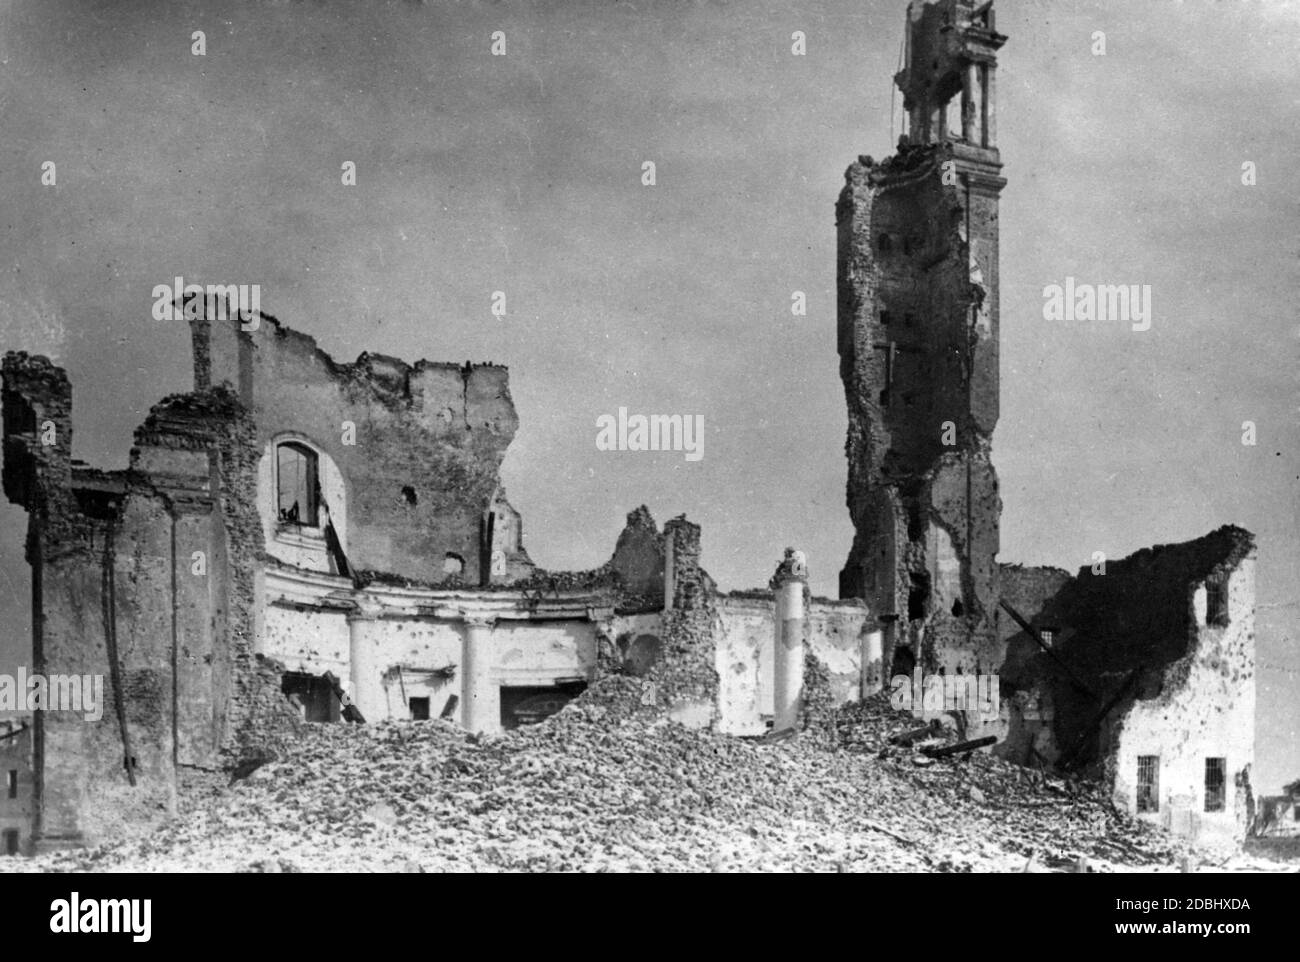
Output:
top-left (1136, 755), bottom-right (1160, 813)
top-left (281, 672), bottom-right (339, 723)
top-left (409, 697), bottom-right (430, 721)
top-left (277, 443), bottom-right (320, 527)
top-left (1204, 757), bottom-right (1226, 813)
top-left (1205, 577), bottom-right (1228, 626)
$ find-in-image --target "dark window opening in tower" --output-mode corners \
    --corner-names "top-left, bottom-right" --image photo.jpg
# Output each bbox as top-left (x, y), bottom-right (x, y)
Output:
top-left (277, 441), bottom-right (319, 527)
top-left (908, 572), bottom-right (930, 621)
top-left (891, 644), bottom-right (916, 679)
top-left (905, 500), bottom-right (926, 542)
top-left (881, 310), bottom-right (892, 326)
top-left (951, 598), bottom-right (964, 617)
top-left (401, 485), bottom-right (417, 506)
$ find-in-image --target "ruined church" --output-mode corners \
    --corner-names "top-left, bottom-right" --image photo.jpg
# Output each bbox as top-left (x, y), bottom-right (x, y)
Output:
top-left (1, 0), bottom-right (1255, 853)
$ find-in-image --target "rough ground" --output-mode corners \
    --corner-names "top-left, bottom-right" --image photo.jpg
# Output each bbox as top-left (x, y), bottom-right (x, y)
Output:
top-left (2, 681), bottom-right (1289, 873)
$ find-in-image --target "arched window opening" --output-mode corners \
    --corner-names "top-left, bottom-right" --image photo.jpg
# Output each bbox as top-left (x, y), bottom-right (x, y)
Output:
top-left (277, 442), bottom-right (319, 527)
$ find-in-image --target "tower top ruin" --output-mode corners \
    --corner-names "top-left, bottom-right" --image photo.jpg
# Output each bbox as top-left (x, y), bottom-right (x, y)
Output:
top-left (897, 0), bottom-right (1006, 159)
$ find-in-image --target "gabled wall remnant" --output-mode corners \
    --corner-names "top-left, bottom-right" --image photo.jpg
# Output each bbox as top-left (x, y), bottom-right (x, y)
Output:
top-left (999, 528), bottom-right (1257, 835)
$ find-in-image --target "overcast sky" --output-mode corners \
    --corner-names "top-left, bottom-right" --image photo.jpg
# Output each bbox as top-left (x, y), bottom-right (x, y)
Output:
top-left (0, 0), bottom-right (1296, 790)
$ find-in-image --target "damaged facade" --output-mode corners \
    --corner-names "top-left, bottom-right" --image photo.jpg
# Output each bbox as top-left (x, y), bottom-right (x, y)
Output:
top-left (2, 303), bottom-right (870, 850)
top-left (0, 0), bottom-right (1259, 851)
top-left (835, 0), bottom-right (1257, 837)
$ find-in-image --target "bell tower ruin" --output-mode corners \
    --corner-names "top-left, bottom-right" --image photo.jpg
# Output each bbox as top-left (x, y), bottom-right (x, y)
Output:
top-left (837, 0), bottom-right (1008, 682)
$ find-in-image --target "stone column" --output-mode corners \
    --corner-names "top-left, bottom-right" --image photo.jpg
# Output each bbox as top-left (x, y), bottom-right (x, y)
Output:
top-left (984, 64), bottom-right (997, 147)
top-left (962, 63), bottom-right (975, 142)
top-left (460, 613), bottom-right (499, 734)
top-left (347, 602), bottom-right (387, 723)
top-left (770, 548), bottom-right (808, 732)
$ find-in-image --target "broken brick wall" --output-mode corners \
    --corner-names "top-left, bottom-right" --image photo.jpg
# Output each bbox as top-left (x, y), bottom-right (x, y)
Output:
top-left (193, 312), bottom-right (525, 586)
top-left (2, 353), bottom-right (300, 847)
top-left (653, 517), bottom-right (719, 729)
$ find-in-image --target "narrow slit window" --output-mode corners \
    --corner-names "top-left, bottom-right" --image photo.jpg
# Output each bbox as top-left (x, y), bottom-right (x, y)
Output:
top-left (1204, 757), bottom-right (1226, 813)
top-left (1136, 755), bottom-right (1159, 813)
top-left (277, 442), bottom-right (319, 527)
top-left (5, 770), bottom-right (15, 799)
top-left (1205, 576), bottom-right (1228, 626)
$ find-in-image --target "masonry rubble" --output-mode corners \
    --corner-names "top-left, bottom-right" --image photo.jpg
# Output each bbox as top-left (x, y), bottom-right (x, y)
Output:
top-left (0, 0), bottom-right (1261, 854)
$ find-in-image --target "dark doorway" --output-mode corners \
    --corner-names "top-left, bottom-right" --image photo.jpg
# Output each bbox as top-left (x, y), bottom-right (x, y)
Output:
top-left (409, 697), bottom-right (430, 720)
top-left (2, 829), bottom-right (17, 856)
top-left (499, 682), bottom-right (587, 730)
top-left (281, 672), bottom-right (340, 723)
top-left (891, 644), bottom-right (916, 679)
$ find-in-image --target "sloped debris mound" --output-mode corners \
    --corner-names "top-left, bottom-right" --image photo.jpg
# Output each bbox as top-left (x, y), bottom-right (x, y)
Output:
top-left (4, 691), bottom-right (1215, 873)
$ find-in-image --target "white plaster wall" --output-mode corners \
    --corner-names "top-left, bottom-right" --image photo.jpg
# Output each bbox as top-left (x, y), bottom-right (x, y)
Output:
top-left (369, 621), bottom-right (463, 719)
top-left (262, 608), bottom-right (599, 722)
top-left (807, 601), bottom-right (869, 704)
top-left (494, 621), bottom-right (597, 686)
top-left (365, 621), bottom-right (463, 719)
top-left (715, 598), bottom-right (772, 736)
top-left (714, 596), bottom-right (869, 736)
top-left (1112, 558), bottom-right (1256, 839)
top-left (261, 606), bottom-right (350, 677)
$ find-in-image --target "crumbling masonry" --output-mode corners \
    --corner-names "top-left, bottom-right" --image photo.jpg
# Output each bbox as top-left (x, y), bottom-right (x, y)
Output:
top-left (0, 0), bottom-right (1258, 852)
top-left (2, 302), bottom-right (867, 850)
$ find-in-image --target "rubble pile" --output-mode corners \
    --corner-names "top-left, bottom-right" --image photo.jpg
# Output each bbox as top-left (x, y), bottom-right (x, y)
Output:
top-left (11, 682), bottom-right (1203, 873)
